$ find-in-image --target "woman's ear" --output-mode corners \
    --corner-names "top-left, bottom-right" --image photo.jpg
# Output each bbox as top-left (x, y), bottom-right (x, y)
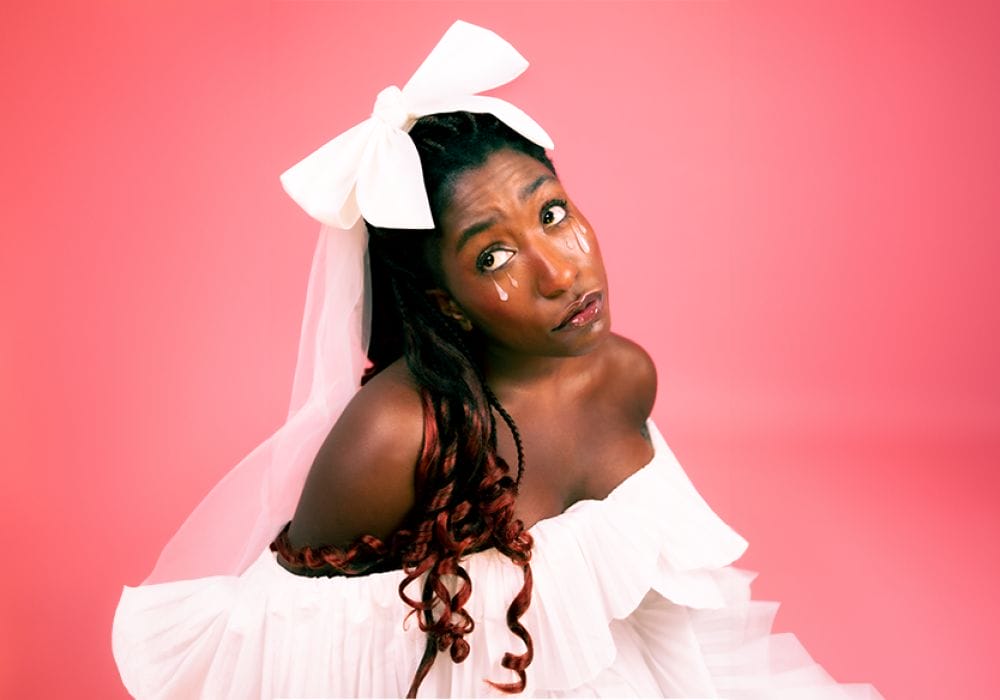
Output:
top-left (426, 288), bottom-right (473, 331)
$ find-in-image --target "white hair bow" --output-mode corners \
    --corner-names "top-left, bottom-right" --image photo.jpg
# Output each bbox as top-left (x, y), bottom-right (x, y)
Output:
top-left (279, 20), bottom-right (555, 230)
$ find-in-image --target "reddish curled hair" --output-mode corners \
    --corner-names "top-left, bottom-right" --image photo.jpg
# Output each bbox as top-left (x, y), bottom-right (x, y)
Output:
top-left (271, 112), bottom-right (556, 696)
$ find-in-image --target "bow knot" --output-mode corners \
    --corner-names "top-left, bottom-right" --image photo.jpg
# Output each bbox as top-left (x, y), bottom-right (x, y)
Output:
top-left (371, 85), bottom-right (415, 131)
top-left (279, 20), bottom-right (554, 230)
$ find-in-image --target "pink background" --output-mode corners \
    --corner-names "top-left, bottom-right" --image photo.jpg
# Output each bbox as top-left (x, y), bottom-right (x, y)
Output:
top-left (3, 1), bottom-right (998, 697)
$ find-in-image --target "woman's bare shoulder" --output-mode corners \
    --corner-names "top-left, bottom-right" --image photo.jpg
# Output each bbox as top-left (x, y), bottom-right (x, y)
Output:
top-left (599, 333), bottom-right (657, 422)
top-left (286, 358), bottom-right (425, 550)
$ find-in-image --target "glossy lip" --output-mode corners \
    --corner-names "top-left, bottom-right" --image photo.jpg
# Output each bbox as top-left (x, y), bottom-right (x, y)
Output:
top-left (552, 289), bottom-right (604, 331)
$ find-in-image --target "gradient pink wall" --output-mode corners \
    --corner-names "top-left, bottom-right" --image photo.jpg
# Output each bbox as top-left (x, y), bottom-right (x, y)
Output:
top-left (3, 1), bottom-right (997, 697)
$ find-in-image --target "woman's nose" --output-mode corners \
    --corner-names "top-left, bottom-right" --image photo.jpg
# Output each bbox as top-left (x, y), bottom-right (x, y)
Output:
top-left (532, 235), bottom-right (578, 298)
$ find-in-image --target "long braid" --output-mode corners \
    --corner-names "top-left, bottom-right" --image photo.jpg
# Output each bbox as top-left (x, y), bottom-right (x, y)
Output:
top-left (439, 315), bottom-right (527, 490)
top-left (484, 384), bottom-right (527, 489)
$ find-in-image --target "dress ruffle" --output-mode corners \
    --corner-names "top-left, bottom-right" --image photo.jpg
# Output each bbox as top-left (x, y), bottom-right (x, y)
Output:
top-left (112, 421), bottom-right (883, 698)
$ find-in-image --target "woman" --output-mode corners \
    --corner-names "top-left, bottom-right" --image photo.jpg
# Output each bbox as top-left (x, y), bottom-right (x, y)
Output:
top-left (113, 21), bottom-right (883, 699)
top-left (275, 109), bottom-right (658, 694)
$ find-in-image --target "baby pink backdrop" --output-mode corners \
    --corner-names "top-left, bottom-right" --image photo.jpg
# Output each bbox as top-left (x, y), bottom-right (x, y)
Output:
top-left (3, 1), bottom-right (998, 697)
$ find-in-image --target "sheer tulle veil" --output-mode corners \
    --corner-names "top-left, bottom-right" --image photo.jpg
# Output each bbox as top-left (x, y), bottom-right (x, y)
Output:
top-left (144, 221), bottom-right (371, 584)
top-left (140, 20), bottom-right (552, 584)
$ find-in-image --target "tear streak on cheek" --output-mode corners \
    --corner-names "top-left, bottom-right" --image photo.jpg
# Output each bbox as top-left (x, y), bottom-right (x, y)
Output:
top-left (571, 220), bottom-right (591, 253)
top-left (493, 277), bottom-right (509, 301)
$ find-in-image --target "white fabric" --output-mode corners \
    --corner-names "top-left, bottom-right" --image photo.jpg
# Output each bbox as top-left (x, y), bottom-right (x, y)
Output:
top-left (278, 19), bottom-right (554, 230)
top-left (113, 420), bottom-right (884, 699)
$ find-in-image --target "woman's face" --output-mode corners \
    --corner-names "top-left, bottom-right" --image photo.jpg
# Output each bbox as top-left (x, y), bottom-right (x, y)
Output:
top-left (432, 148), bottom-right (611, 359)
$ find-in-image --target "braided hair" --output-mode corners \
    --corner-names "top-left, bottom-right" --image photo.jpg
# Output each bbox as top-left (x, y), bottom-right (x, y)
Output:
top-left (272, 112), bottom-right (557, 696)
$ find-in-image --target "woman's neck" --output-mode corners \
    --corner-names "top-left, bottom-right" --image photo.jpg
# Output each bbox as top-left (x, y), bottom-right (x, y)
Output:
top-left (480, 344), bottom-right (599, 401)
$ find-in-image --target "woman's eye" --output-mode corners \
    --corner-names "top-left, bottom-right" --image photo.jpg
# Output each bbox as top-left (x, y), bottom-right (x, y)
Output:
top-left (542, 203), bottom-right (568, 226)
top-left (477, 248), bottom-right (514, 272)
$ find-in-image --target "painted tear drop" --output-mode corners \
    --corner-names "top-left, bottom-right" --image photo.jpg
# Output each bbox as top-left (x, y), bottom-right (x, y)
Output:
top-left (493, 278), bottom-right (509, 301)
top-left (572, 222), bottom-right (591, 253)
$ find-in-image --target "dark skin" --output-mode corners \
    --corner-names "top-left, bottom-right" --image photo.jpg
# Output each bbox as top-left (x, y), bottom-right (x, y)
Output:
top-left (283, 150), bottom-right (656, 567)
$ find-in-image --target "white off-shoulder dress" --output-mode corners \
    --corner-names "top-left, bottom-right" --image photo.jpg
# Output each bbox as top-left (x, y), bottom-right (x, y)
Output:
top-left (112, 420), bottom-right (883, 699)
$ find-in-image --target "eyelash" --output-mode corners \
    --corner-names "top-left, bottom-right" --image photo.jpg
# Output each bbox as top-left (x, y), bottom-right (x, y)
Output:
top-left (476, 247), bottom-right (514, 273)
top-left (474, 199), bottom-right (571, 273)
top-left (542, 198), bottom-right (569, 226)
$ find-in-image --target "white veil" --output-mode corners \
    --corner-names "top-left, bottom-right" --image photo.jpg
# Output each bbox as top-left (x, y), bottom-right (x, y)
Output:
top-left (141, 20), bottom-right (552, 584)
top-left (144, 221), bottom-right (370, 584)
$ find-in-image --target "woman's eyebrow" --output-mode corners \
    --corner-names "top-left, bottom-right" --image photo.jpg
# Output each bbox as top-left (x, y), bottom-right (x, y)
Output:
top-left (455, 175), bottom-right (557, 253)
top-left (456, 219), bottom-right (497, 253)
top-left (518, 174), bottom-right (554, 202)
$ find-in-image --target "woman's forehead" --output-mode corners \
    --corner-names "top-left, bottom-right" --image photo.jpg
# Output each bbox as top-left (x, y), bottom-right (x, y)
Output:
top-left (439, 150), bottom-right (559, 234)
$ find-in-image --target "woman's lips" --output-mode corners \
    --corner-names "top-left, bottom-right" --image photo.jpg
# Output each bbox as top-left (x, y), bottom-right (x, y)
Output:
top-left (553, 291), bottom-right (604, 331)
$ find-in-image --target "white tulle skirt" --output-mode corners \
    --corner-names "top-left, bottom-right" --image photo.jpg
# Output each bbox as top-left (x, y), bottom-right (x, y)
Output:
top-left (112, 421), bottom-right (883, 699)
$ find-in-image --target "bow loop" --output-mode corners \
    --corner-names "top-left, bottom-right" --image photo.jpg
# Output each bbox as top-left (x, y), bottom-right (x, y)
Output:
top-left (402, 20), bottom-right (529, 104)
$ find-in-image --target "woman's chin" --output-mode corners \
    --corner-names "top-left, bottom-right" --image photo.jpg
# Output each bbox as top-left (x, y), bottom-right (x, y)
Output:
top-left (556, 312), bottom-right (613, 357)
